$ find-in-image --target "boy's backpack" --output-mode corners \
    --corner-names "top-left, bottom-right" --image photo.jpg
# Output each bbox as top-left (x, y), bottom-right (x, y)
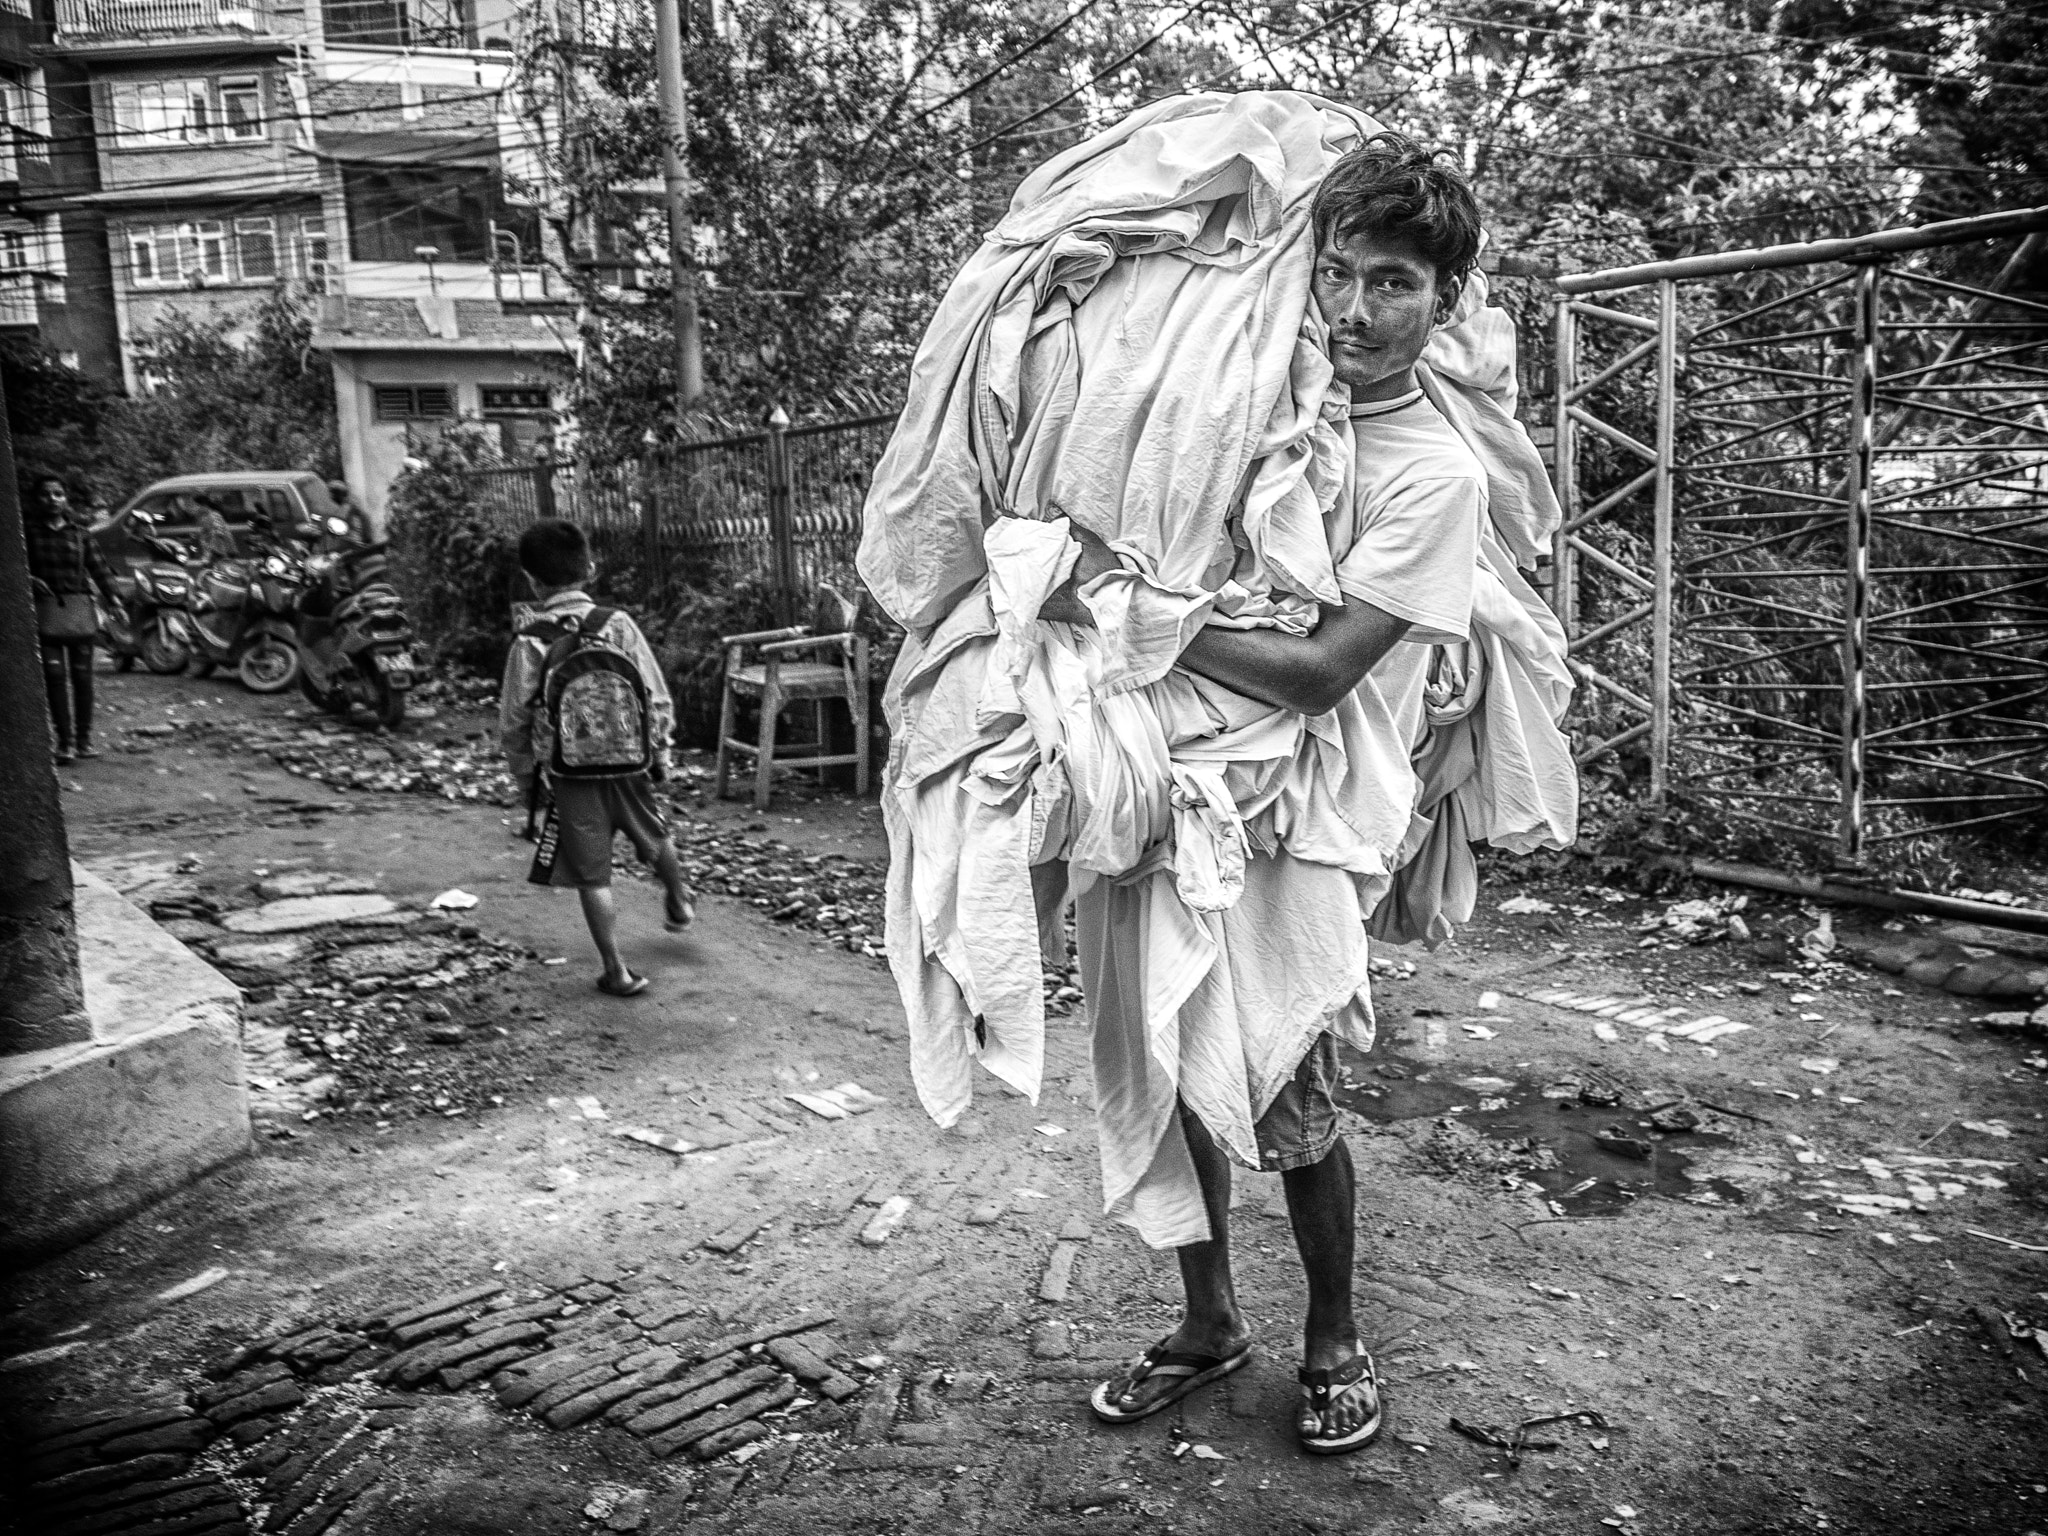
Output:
top-left (522, 607), bottom-right (655, 780)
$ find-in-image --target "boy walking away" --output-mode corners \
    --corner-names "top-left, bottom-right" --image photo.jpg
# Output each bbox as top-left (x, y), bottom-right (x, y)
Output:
top-left (499, 519), bottom-right (695, 997)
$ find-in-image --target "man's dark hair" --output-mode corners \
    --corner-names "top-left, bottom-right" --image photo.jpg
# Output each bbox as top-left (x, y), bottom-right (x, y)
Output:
top-left (519, 518), bottom-right (590, 586)
top-left (1309, 133), bottom-right (1482, 291)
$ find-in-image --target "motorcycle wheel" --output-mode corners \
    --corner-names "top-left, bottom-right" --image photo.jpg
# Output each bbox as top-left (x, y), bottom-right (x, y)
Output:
top-left (140, 623), bottom-right (190, 675)
top-left (238, 636), bottom-right (301, 694)
top-left (371, 674), bottom-right (406, 730)
top-left (298, 668), bottom-right (349, 716)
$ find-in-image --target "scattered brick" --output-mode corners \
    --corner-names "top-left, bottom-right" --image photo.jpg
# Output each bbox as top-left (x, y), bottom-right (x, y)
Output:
top-left (605, 1350), bottom-right (749, 1425)
top-left (692, 1314), bottom-right (835, 1362)
top-left (264, 1442), bottom-right (372, 1532)
top-left (53, 1483), bottom-right (232, 1534)
top-left (279, 1333), bottom-right (364, 1369)
top-left (33, 1406), bottom-right (194, 1458)
top-left (104, 1501), bottom-right (246, 1536)
top-left (39, 1474), bottom-right (217, 1522)
top-left (461, 1297), bottom-right (567, 1334)
top-left (858, 1196), bottom-right (913, 1247)
top-left (494, 1339), bottom-right (633, 1408)
top-left (227, 1417), bottom-right (287, 1449)
top-left (688, 1421), bottom-right (774, 1463)
top-left (646, 1318), bottom-right (701, 1347)
top-left (260, 1417), bottom-right (359, 1495)
top-left (203, 1380), bottom-right (305, 1428)
top-left (566, 1283), bottom-right (614, 1305)
top-left (764, 1338), bottom-right (860, 1402)
top-left (1058, 1217), bottom-right (1093, 1242)
top-left (540, 1351), bottom-right (684, 1430)
top-left (965, 1201), bottom-right (1006, 1226)
top-left (851, 1371), bottom-right (901, 1445)
top-left (367, 1284), bottom-right (505, 1336)
top-left (702, 1215), bottom-right (772, 1255)
top-left (307, 1348), bottom-right (385, 1386)
top-left (100, 1419), bottom-right (216, 1460)
top-left (194, 1365), bottom-right (293, 1413)
top-left (623, 1294), bottom-right (695, 1331)
top-left (391, 1321), bottom-right (550, 1387)
top-left (1036, 1241), bottom-right (1082, 1304)
top-left (438, 1343), bottom-right (543, 1392)
top-left (388, 1305), bottom-right (491, 1348)
top-left (525, 1364), bottom-right (618, 1419)
top-left (833, 1446), bottom-right (968, 1472)
top-left (259, 1329), bottom-right (334, 1362)
top-left (645, 1381), bottom-right (798, 1459)
top-left (949, 1372), bottom-right (992, 1402)
top-left (621, 1363), bottom-right (780, 1437)
top-left (544, 1306), bottom-right (631, 1345)
top-left (31, 1454), bottom-right (190, 1503)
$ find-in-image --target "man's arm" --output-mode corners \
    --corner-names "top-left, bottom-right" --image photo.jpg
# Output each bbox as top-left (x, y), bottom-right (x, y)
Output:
top-left (1178, 599), bottom-right (1412, 716)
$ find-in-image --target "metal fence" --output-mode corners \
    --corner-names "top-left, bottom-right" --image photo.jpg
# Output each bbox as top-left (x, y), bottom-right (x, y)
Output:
top-left (455, 411), bottom-right (898, 627)
top-left (1554, 207), bottom-right (2048, 866)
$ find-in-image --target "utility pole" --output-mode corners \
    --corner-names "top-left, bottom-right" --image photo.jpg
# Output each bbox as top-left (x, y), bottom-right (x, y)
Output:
top-left (653, 0), bottom-right (704, 420)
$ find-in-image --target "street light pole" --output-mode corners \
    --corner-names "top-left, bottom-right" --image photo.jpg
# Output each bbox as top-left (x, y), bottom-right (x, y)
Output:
top-left (653, 0), bottom-right (704, 420)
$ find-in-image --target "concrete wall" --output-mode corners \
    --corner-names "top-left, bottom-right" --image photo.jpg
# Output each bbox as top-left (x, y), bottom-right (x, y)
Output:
top-left (0, 867), bottom-right (248, 1264)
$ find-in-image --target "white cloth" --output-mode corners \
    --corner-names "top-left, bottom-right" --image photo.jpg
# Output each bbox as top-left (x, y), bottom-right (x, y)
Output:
top-left (866, 89), bottom-right (1573, 1249)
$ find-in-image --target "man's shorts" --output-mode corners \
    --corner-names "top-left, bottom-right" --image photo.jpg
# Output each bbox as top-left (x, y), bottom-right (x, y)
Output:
top-left (535, 775), bottom-right (670, 889)
top-left (1253, 1032), bottom-right (1343, 1172)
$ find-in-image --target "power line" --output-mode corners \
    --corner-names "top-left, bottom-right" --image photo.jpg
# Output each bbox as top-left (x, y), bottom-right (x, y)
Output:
top-left (902, 0), bottom-right (1109, 129)
top-left (965, 1), bottom-right (1208, 152)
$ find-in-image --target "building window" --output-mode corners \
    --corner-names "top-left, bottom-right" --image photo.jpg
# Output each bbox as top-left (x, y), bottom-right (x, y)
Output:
top-left (234, 217), bottom-right (276, 281)
top-left (126, 221), bottom-right (230, 287)
top-left (220, 79), bottom-right (264, 140)
top-left (480, 386), bottom-right (549, 413)
top-left (0, 231), bottom-right (27, 270)
top-left (342, 165), bottom-right (536, 265)
top-left (297, 214), bottom-right (330, 285)
top-left (110, 79), bottom-right (212, 146)
top-left (372, 384), bottom-right (455, 421)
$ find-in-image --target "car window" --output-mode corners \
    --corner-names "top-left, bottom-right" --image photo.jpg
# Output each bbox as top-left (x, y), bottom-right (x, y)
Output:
top-left (268, 488), bottom-right (300, 527)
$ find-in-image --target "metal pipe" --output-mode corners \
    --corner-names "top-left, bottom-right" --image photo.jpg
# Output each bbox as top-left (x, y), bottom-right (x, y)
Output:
top-left (653, 0), bottom-right (703, 414)
top-left (1838, 261), bottom-right (1880, 865)
top-left (1559, 205), bottom-right (2048, 295)
top-left (1551, 293), bottom-right (1577, 638)
top-left (1649, 277), bottom-right (1677, 804)
top-left (1659, 855), bottom-right (2048, 940)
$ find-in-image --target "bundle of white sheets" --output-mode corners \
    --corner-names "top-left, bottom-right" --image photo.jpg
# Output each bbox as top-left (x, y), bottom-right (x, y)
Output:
top-left (857, 91), bottom-right (1578, 1209)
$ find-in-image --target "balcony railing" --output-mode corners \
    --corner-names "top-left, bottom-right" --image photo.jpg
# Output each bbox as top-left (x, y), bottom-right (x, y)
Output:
top-left (0, 272), bottom-right (37, 326)
top-left (52, 0), bottom-right (276, 41)
top-left (322, 0), bottom-right (471, 49)
top-left (0, 127), bottom-right (48, 186)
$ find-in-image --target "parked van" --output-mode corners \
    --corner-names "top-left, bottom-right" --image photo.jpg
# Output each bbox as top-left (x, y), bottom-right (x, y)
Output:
top-left (92, 472), bottom-right (352, 573)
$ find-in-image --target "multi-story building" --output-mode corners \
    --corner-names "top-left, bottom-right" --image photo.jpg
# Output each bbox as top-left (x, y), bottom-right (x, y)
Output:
top-left (32, 0), bottom-right (576, 519)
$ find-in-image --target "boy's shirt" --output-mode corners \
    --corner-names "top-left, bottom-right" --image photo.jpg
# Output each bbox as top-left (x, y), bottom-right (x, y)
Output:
top-left (498, 589), bottom-right (675, 786)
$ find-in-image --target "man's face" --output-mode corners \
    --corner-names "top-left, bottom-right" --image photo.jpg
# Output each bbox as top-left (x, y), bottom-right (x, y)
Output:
top-left (40, 481), bottom-right (71, 518)
top-left (1311, 229), bottom-right (1457, 402)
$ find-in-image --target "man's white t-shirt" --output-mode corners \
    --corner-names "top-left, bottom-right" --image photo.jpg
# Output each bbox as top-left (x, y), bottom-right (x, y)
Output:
top-left (1324, 387), bottom-right (1484, 645)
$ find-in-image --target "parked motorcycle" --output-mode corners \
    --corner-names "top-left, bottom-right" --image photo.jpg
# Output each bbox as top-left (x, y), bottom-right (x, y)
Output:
top-left (163, 547), bottom-right (305, 693)
top-left (294, 517), bottom-right (417, 728)
top-left (101, 513), bottom-right (198, 675)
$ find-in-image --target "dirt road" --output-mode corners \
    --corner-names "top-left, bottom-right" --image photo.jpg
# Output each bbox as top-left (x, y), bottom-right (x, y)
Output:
top-left (4, 667), bottom-right (2045, 1536)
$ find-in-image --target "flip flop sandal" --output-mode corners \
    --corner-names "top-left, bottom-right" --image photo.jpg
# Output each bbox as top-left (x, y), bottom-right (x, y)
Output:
top-left (663, 893), bottom-right (696, 933)
top-left (1088, 1336), bottom-right (1253, 1425)
top-left (1298, 1344), bottom-right (1386, 1455)
top-left (596, 971), bottom-right (650, 997)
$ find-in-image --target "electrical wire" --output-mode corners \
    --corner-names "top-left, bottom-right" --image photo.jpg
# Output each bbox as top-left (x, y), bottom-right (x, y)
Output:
top-left (900, 0), bottom-right (1109, 129)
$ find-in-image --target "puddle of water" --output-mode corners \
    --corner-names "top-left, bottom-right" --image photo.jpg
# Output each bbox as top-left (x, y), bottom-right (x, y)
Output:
top-left (1335, 1047), bottom-right (1744, 1216)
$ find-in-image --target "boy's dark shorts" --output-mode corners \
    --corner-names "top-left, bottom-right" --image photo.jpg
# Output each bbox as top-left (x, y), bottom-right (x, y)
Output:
top-left (543, 775), bottom-right (670, 889)
top-left (1254, 1032), bottom-right (1343, 1171)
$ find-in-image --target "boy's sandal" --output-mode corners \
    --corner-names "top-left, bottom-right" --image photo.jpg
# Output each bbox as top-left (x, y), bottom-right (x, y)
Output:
top-left (1088, 1336), bottom-right (1253, 1425)
top-left (596, 971), bottom-right (650, 997)
top-left (663, 891), bottom-right (696, 932)
top-left (1298, 1344), bottom-right (1386, 1455)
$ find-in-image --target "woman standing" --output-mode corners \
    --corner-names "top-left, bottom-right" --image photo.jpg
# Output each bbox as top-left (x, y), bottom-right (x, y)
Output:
top-left (24, 475), bottom-right (115, 765)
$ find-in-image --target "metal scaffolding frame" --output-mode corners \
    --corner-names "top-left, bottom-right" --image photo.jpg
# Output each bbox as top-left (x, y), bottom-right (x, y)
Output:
top-left (1552, 207), bottom-right (2048, 866)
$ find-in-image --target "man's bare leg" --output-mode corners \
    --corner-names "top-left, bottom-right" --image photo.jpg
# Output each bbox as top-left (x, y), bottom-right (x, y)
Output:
top-left (1281, 1138), bottom-right (1372, 1437)
top-left (650, 838), bottom-right (695, 928)
top-left (1100, 1104), bottom-right (1254, 1414)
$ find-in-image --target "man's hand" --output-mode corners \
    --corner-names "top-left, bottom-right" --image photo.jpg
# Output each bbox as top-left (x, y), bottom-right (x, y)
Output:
top-left (1037, 521), bottom-right (1121, 627)
top-left (1180, 599), bottom-right (1412, 716)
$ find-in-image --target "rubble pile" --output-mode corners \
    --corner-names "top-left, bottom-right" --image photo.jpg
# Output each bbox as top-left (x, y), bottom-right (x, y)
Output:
top-left (146, 875), bottom-right (535, 1126)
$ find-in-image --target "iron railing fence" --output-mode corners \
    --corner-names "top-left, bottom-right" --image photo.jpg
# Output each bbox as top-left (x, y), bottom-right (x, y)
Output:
top-left (1554, 208), bottom-right (2048, 867)
top-left (452, 410), bottom-right (899, 627)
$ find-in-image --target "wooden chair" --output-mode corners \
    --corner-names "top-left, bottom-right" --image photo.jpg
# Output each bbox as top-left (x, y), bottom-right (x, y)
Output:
top-left (714, 583), bottom-right (871, 810)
